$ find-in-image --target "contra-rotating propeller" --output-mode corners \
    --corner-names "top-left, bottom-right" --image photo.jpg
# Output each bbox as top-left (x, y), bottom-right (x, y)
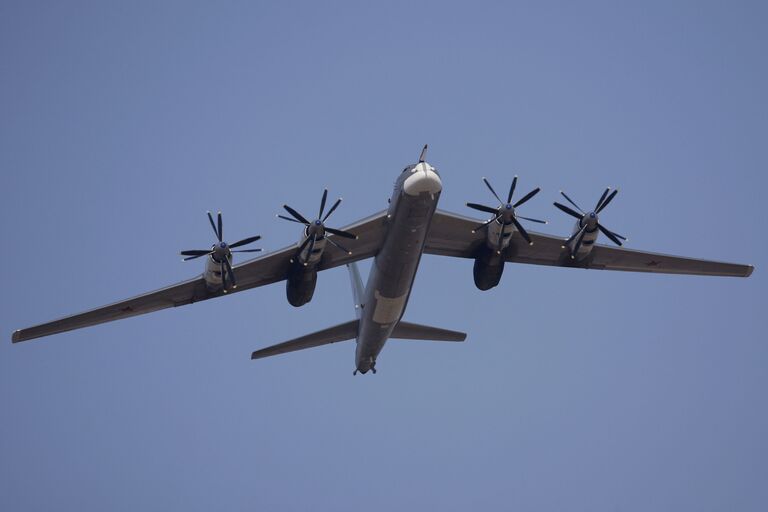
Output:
top-left (553, 188), bottom-right (628, 257)
top-left (180, 211), bottom-right (262, 291)
top-left (466, 176), bottom-right (547, 250)
top-left (278, 189), bottom-right (357, 264)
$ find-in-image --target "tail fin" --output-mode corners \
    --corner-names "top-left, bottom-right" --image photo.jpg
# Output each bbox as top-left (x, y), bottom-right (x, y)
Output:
top-left (346, 263), bottom-right (365, 318)
top-left (251, 320), bottom-right (359, 360)
top-left (391, 321), bottom-right (466, 342)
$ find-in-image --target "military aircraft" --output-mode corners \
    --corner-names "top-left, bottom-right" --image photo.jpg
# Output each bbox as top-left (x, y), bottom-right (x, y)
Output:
top-left (12, 146), bottom-right (753, 374)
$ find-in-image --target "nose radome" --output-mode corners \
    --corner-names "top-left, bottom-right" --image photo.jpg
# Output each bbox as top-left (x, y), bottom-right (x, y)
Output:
top-left (403, 162), bottom-right (442, 196)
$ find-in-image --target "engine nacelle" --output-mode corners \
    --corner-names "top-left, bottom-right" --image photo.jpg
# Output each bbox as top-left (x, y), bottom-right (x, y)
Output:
top-left (286, 263), bottom-right (318, 307)
top-left (473, 245), bottom-right (505, 291)
top-left (285, 232), bottom-right (327, 306)
top-left (567, 221), bottom-right (599, 261)
top-left (203, 254), bottom-right (231, 291)
top-left (485, 219), bottom-right (515, 253)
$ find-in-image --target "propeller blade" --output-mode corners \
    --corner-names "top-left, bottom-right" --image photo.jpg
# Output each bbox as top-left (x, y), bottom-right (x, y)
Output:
top-left (418, 144), bottom-right (428, 163)
top-left (207, 211), bottom-right (220, 241)
top-left (326, 236), bottom-right (351, 255)
top-left (325, 227), bottom-right (357, 239)
top-left (183, 253), bottom-right (210, 261)
top-left (230, 235), bottom-right (261, 249)
top-left (296, 233), bottom-right (313, 257)
top-left (517, 215), bottom-right (547, 224)
top-left (572, 226), bottom-right (588, 257)
top-left (466, 202), bottom-right (499, 214)
top-left (511, 217), bottom-right (532, 244)
top-left (513, 187), bottom-right (540, 208)
top-left (304, 233), bottom-right (317, 264)
top-left (318, 189), bottom-right (328, 219)
top-left (277, 214), bottom-right (303, 224)
top-left (598, 223), bottom-right (624, 246)
top-left (554, 202), bottom-right (583, 220)
top-left (564, 225), bottom-right (587, 247)
top-left (560, 191), bottom-right (585, 214)
top-left (180, 249), bottom-right (211, 256)
top-left (221, 262), bottom-right (227, 291)
top-left (322, 198), bottom-right (342, 222)
top-left (496, 219), bottom-right (505, 253)
top-left (471, 215), bottom-right (499, 233)
top-left (595, 188), bottom-right (610, 211)
top-left (232, 249), bottom-right (263, 253)
top-left (507, 176), bottom-right (518, 204)
top-left (283, 205), bottom-right (310, 225)
top-left (482, 177), bottom-right (504, 204)
top-left (612, 231), bottom-right (628, 241)
top-left (217, 212), bottom-right (223, 242)
top-left (596, 189), bottom-right (618, 213)
top-left (223, 257), bottom-right (236, 288)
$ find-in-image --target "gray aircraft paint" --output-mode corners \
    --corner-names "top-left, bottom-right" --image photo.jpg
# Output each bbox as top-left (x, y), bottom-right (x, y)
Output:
top-left (354, 161), bottom-right (442, 374)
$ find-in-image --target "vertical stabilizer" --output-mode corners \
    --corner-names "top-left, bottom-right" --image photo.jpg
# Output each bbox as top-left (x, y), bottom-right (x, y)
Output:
top-left (346, 263), bottom-right (365, 318)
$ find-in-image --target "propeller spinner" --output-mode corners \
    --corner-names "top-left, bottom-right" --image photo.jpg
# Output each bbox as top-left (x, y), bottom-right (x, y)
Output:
top-left (180, 211), bottom-right (262, 291)
top-left (466, 176), bottom-right (547, 250)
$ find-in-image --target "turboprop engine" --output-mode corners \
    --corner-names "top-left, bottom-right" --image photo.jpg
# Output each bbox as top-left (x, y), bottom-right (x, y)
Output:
top-left (466, 176), bottom-right (546, 290)
top-left (180, 211), bottom-right (262, 292)
top-left (278, 189), bottom-right (357, 306)
top-left (553, 188), bottom-right (627, 261)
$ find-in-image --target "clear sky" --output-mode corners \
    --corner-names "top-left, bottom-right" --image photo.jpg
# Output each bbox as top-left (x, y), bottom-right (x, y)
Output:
top-left (1, 1), bottom-right (766, 510)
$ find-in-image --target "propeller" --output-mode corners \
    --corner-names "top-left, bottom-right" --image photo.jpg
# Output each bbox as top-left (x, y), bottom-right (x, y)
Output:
top-left (180, 211), bottom-right (262, 292)
top-left (278, 189), bottom-right (358, 264)
top-left (466, 176), bottom-right (547, 252)
top-left (553, 188), bottom-right (628, 257)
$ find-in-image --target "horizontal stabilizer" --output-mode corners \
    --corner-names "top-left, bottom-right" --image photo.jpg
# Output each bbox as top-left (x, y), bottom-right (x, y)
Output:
top-left (390, 321), bottom-right (466, 342)
top-left (251, 320), bottom-right (359, 360)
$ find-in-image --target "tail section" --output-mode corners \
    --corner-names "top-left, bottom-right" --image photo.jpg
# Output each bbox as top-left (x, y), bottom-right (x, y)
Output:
top-left (391, 321), bottom-right (466, 342)
top-left (251, 320), bottom-right (359, 360)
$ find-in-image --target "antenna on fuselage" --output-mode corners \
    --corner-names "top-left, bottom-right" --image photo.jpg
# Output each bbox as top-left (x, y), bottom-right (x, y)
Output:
top-left (418, 144), bottom-right (428, 163)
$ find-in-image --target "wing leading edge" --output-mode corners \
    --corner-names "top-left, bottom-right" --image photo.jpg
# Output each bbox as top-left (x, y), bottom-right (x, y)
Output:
top-left (12, 211), bottom-right (389, 343)
top-left (425, 210), bottom-right (753, 277)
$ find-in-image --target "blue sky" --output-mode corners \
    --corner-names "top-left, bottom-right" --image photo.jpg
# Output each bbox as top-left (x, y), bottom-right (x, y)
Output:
top-left (1, 1), bottom-right (766, 510)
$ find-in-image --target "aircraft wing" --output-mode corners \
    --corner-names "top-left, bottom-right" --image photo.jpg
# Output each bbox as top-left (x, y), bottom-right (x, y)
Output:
top-left (12, 210), bottom-right (389, 343)
top-left (425, 210), bottom-right (753, 277)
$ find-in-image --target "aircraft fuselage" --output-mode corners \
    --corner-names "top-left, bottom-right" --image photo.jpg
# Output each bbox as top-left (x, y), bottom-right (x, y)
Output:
top-left (355, 162), bottom-right (442, 373)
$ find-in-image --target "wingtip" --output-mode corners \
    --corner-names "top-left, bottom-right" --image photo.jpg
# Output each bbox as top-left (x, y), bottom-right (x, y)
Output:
top-left (11, 330), bottom-right (22, 343)
top-left (745, 265), bottom-right (755, 277)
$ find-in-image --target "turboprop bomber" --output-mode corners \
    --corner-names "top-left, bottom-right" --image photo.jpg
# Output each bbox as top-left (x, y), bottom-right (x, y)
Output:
top-left (12, 146), bottom-right (754, 374)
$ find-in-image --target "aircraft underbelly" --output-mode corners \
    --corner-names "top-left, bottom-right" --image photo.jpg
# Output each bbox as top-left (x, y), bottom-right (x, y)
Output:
top-left (356, 190), bottom-right (440, 369)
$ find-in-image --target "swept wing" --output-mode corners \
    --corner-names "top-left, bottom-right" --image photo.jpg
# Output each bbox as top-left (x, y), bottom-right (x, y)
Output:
top-left (13, 211), bottom-right (389, 342)
top-left (425, 210), bottom-right (753, 277)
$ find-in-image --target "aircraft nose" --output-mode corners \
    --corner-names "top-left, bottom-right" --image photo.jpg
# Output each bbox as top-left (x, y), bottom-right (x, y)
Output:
top-left (403, 162), bottom-right (442, 196)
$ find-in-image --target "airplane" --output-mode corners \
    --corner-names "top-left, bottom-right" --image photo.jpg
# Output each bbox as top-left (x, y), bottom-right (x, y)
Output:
top-left (12, 145), bottom-right (754, 375)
